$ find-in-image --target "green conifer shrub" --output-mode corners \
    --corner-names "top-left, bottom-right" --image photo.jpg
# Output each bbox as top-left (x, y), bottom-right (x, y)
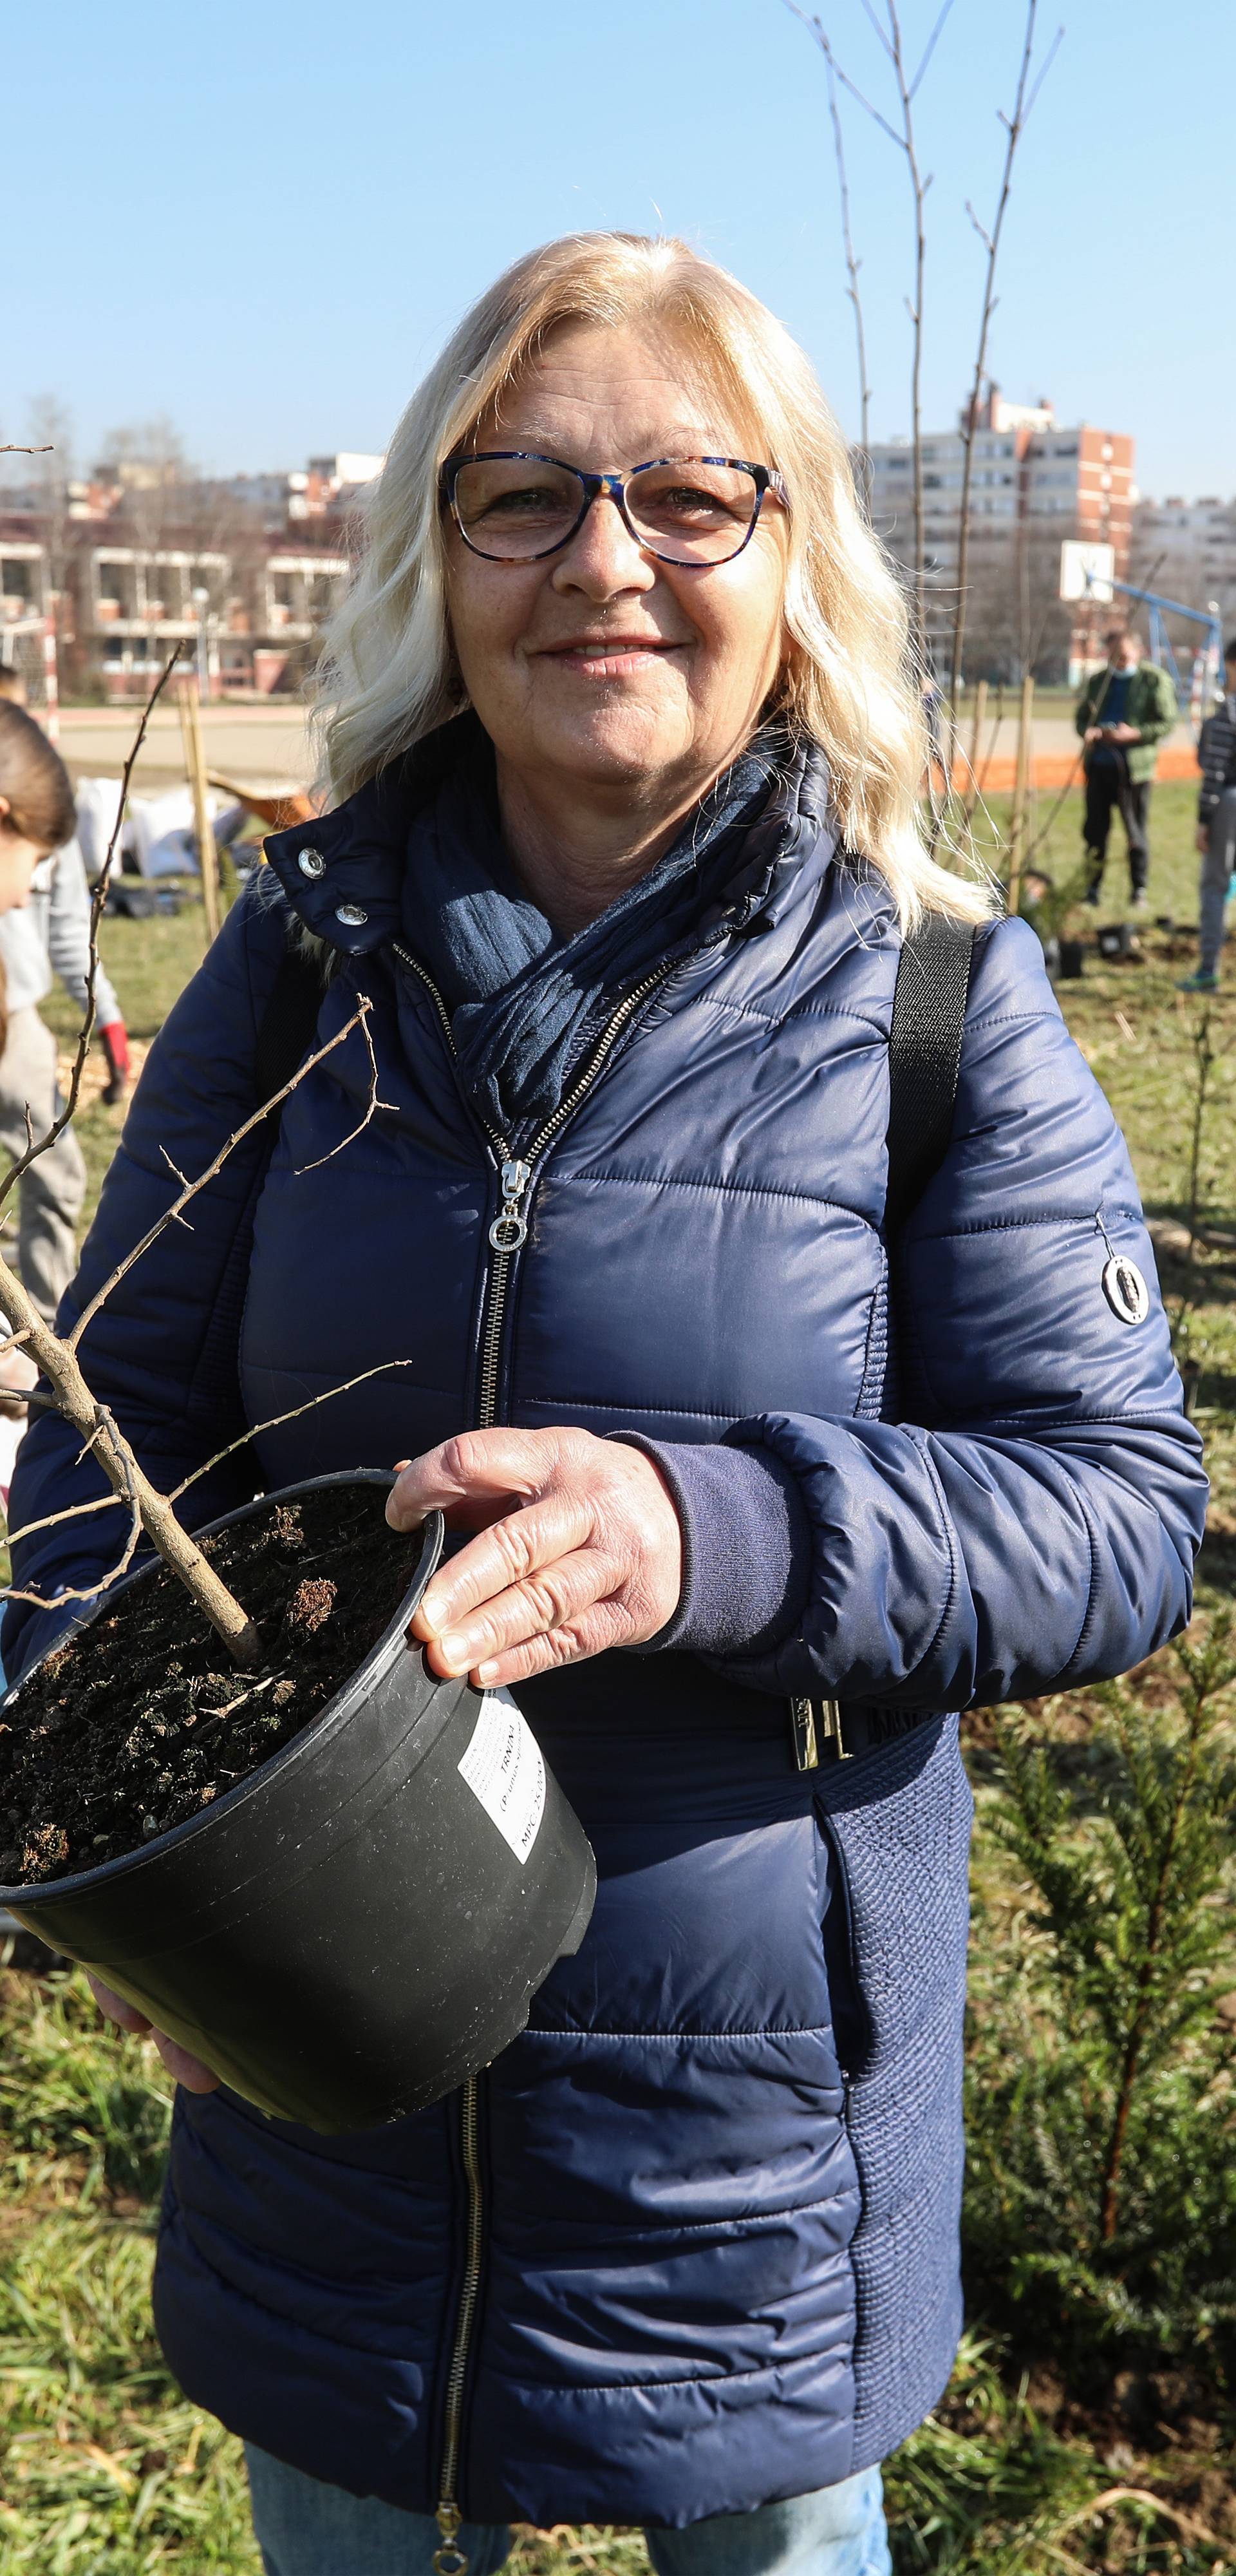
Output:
top-left (963, 1625), bottom-right (1236, 2385)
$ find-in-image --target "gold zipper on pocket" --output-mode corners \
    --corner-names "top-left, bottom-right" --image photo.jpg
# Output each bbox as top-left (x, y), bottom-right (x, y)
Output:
top-left (790, 1697), bottom-right (847, 1769)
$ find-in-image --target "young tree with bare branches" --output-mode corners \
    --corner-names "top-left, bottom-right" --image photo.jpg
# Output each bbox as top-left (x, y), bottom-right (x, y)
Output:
top-left (787, 0), bottom-right (955, 665)
top-left (0, 654), bottom-right (400, 1671)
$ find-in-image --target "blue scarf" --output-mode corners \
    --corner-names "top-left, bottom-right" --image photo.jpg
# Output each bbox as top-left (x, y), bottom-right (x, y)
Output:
top-left (400, 720), bottom-right (793, 1143)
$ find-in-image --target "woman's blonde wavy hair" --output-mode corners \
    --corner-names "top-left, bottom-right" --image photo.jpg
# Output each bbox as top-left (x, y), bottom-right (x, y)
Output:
top-left (313, 231), bottom-right (991, 929)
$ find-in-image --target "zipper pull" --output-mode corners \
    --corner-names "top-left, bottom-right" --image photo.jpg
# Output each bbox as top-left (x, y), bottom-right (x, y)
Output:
top-left (821, 1698), bottom-right (848, 1759)
top-left (790, 1698), bottom-right (819, 1770)
top-left (433, 2501), bottom-right (469, 2576)
top-left (790, 1697), bottom-right (848, 1769)
top-left (488, 1158), bottom-right (531, 1253)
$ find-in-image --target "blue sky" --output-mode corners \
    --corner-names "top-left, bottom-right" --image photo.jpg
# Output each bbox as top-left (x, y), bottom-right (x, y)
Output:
top-left (5, 0), bottom-right (1231, 498)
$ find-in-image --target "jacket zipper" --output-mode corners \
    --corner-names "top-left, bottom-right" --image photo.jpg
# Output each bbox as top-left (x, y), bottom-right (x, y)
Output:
top-left (394, 938), bottom-right (681, 1434)
top-left (391, 935), bottom-right (679, 2570)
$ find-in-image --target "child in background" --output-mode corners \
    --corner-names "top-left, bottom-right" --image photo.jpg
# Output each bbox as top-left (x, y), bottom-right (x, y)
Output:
top-left (0, 667), bottom-right (130, 1109)
top-left (0, 765), bottom-right (44, 1494)
top-left (0, 700), bottom-right (124, 1325)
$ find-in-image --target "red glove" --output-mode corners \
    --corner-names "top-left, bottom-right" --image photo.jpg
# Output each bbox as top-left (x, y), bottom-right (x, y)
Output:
top-left (99, 1019), bottom-right (130, 1105)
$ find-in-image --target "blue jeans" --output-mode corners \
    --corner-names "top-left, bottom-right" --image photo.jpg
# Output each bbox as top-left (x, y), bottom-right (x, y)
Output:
top-left (245, 2446), bottom-right (892, 2576)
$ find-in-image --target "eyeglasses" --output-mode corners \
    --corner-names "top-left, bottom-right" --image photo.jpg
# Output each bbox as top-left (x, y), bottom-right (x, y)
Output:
top-left (441, 451), bottom-right (788, 568)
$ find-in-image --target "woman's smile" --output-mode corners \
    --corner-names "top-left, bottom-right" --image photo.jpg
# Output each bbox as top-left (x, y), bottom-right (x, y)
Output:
top-left (532, 632), bottom-right (688, 681)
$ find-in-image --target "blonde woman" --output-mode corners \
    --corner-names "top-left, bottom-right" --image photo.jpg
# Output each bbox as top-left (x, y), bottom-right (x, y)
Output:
top-left (8, 236), bottom-right (1204, 2576)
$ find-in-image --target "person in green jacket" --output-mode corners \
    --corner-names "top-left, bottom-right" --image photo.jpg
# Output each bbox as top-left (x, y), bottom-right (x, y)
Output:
top-left (1075, 626), bottom-right (1178, 909)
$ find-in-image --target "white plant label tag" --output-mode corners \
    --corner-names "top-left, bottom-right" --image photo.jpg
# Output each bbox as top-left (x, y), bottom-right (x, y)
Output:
top-left (456, 1689), bottom-right (545, 1867)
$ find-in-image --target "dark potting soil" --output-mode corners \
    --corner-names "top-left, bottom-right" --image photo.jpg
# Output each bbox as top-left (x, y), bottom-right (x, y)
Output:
top-left (0, 1485), bottom-right (426, 1889)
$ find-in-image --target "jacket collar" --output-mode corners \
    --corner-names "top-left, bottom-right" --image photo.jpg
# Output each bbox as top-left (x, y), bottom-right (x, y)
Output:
top-left (263, 714), bottom-right (839, 961)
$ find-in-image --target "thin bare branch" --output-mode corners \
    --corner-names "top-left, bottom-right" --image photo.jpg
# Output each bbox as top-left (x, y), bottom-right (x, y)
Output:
top-left (4, 1419), bottom-right (143, 1611)
top-left (1024, 22), bottom-right (1063, 117)
top-left (4, 1537), bottom-right (139, 1615)
top-left (5, 1489), bottom-right (130, 1549)
top-left (169, 1359), bottom-right (418, 1503)
top-left (908, 0), bottom-right (955, 96)
top-left (786, 0), bottom-right (949, 665)
top-left (0, 445), bottom-right (53, 455)
top-left (0, 647), bottom-right (183, 1218)
top-left (825, 44), bottom-right (872, 471)
top-left (1, 1359), bottom-right (418, 1595)
top-left (857, 0), bottom-right (895, 56)
top-left (0, 1248), bottom-right (262, 1662)
top-left (289, 1006), bottom-right (397, 1176)
top-left (829, 54), bottom-right (904, 148)
top-left (68, 998), bottom-right (376, 1350)
top-left (883, 0), bottom-right (931, 663)
top-left (947, 0), bottom-right (1062, 716)
top-left (783, 11), bottom-right (906, 146)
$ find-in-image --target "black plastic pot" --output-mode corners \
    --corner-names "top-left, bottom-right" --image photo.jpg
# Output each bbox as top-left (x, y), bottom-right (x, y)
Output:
top-left (1058, 938), bottom-right (1086, 980)
top-left (0, 1473), bottom-right (596, 2134)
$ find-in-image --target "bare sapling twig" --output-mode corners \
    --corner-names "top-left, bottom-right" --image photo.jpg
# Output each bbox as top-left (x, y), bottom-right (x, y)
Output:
top-left (5, 1358), bottom-right (417, 1558)
top-left (0, 445), bottom-right (54, 455)
top-left (1183, 1008), bottom-right (1217, 1284)
top-left (68, 997), bottom-right (384, 1348)
top-left (0, 1264), bottom-right (262, 1660)
top-left (785, 0), bottom-right (956, 669)
top-left (0, 988), bottom-right (387, 1660)
top-left (946, 1), bottom-right (1063, 718)
top-left (784, 8), bottom-right (872, 489)
top-left (882, 0), bottom-right (940, 672)
top-left (0, 656), bottom-right (398, 1669)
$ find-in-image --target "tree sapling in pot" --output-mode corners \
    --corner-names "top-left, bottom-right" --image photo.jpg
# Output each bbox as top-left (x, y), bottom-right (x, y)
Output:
top-left (0, 658), bottom-right (595, 2132)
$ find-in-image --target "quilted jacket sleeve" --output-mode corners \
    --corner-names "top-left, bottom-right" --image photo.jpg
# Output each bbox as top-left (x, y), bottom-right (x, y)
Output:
top-left (660, 916), bottom-right (1207, 1707)
top-left (2, 882), bottom-right (297, 1683)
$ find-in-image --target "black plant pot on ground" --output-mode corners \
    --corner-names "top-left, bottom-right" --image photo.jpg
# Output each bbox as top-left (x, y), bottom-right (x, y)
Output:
top-left (0, 1472), bottom-right (597, 2134)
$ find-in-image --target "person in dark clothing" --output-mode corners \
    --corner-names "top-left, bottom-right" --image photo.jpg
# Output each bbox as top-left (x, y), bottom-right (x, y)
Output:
top-left (1178, 638), bottom-right (1236, 991)
top-left (1076, 626), bottom-right (1179, 908)
top-left (5, 235), bottom-right (1205, 2576)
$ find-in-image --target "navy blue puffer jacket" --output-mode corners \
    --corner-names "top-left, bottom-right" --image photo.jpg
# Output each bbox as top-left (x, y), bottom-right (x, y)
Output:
top-left (5, 741), bottom-right (1205, 2531)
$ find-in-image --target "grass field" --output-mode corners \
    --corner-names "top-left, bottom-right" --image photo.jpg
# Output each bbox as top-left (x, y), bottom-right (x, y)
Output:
top-left (4, 778), bottom-right (1235, 2572)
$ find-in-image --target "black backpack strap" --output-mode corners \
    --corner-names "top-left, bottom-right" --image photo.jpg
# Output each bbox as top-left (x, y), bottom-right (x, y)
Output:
top-left (884, 911), bottom-right (977, 1240)
top-left (813, 913), bottom-right (978, 1768)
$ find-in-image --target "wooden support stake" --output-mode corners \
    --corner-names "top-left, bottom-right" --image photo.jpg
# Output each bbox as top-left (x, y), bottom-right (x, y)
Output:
top-left (1007, 672), bottom-right (1035, 920)
top-left (962, 678), bottom-right (988, 829)
top-left (178, 677), bottom-right (221, 948)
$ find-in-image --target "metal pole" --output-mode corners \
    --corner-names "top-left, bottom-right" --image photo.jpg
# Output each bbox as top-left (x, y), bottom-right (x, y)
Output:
top-left (178, 675), bottom-right (221, 948)
top-left (962, 677), bottom-right (988, 829)
top-left (41, 611), bottom-right (59, 744)
top-left (1007, 672), bottom-right (1035, 920)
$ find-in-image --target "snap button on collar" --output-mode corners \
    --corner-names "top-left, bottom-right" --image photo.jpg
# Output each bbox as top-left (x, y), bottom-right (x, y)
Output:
top-left (335, 902), bottom-right (369, 927)
top-left (297, 847), bottom-right (326, 879)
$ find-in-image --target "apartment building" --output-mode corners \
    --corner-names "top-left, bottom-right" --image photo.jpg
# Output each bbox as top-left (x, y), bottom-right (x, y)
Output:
top-left (71, 538), bottom-right (350, 698)
top-left (864, 386), bottom-right (1136, 677)
top-left (1132, 493), bottom-right (1236, 629)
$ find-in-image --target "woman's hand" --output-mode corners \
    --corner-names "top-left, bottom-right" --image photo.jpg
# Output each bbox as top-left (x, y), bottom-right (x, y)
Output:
top-left (88, 1973), bottom-right (221, 2094)
top-left (388, 1427), bottom-right (684, 1687)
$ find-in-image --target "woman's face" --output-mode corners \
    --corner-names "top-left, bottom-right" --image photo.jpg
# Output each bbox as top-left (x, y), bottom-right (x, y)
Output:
top-left (0, 805), bottom-right (48, 912)
top-left (443, 321), bottom-right (789, 815)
